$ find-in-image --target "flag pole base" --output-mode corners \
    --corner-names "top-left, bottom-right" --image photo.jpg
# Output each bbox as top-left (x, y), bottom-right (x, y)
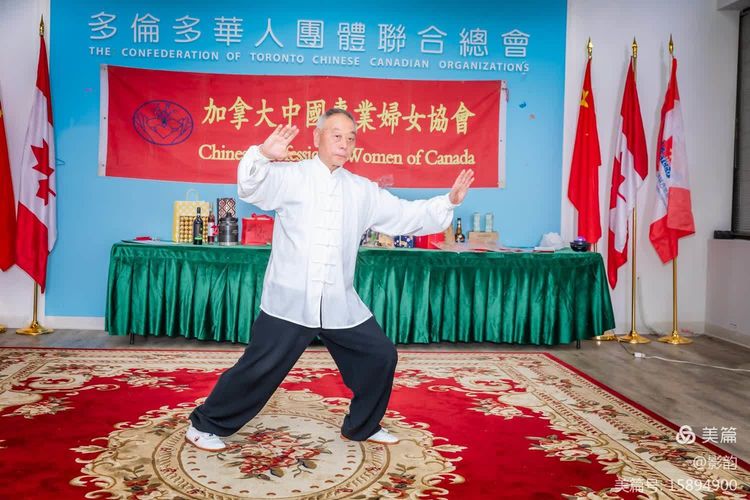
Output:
top-left (16, 320), bottom-right (53, 336)
top-left (0, 324), bottom-right (6, 334)
top-left (657, 329), bottom-right (693, 345)
top-left (592, 331), bottom-right (618, 341)
top-left (618, 330), bottom-right (651, 344)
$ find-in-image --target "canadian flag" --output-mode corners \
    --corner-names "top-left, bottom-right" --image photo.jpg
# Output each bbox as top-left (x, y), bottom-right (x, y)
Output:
top-left (607, 60), bottom-right (648, 288)
top-left (648, 58), bottom-right (695, 262)
top-left (15, 34), bottom-right (56, 292)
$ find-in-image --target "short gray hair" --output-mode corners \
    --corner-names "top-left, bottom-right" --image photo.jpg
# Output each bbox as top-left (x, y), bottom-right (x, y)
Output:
top-left (316, 108), bottom-right (356, 129)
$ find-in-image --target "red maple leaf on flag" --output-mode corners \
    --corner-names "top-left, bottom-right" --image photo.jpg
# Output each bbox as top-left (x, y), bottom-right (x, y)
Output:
top-left (30, 140), bottom-right (55, 205)
top-left (611, 167), bottom-right (626, 204)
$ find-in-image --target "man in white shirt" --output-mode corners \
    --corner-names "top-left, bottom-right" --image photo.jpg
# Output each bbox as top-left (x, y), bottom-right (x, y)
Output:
top-left (187, 108), bottom-right (474, 451)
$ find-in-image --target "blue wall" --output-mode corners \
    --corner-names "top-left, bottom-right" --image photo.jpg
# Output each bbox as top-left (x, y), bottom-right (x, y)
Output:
top-left (48, 0), bottom-right (567, 316)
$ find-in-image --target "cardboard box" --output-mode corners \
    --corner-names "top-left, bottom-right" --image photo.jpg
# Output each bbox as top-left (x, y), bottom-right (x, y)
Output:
top-left (468, 231), bottom-right (499, 245)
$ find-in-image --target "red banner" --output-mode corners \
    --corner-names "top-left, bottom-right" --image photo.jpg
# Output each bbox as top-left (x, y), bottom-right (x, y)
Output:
top-left (100, 66), bottom-right (503, 187)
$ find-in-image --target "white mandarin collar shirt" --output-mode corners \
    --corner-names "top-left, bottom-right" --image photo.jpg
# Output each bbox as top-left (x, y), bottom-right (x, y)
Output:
top-left (238, 145), bottom-right (458, 329)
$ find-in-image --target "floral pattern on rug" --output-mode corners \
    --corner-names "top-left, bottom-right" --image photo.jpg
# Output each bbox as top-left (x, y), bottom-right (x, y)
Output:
top-left (71, 389), bottom-right (464, 499)
top-left (0, 350), bottom-right (228, 418)
top-left (0, 348), bottom-right (748, 499)
top-left (561, 485), bottom-right (625, 499)
top-left (225, 424), bottom-right (332, 480)
top-left (285, 367), bottom-right (338, 384)
top-left (3, 395), bottom-right (73, 419)
top-left (392, 353), bottom-right (750, 499)
top-left (453, 355), bottom-right (750, 499)
top-left (528, 433), bottom-right (595, 463)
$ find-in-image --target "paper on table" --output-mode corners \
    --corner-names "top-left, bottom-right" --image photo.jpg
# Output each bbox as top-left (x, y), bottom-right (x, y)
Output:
top-left (123, 238), bottom-right (179, 245)
top-left (433, 241), bottom-right (505, 253)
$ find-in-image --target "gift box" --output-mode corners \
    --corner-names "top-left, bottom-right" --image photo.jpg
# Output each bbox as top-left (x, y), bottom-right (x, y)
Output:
top-left (176, 215), bottom-right (208, 243)
top-left (217, 197), bottom-right (237, 219)
top-left (241, 214), bottom-right (274, 245)
top-left (377, 233), bottom-right (394, 248)
top-left (393, 235), bottom-right (414, 248)
top-left (172, 189), bottom-right (210, 243)
top-left (414, 232), bottom-right (445, 249)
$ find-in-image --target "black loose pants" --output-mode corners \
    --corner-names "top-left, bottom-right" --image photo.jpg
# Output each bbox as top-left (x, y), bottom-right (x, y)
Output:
top-left (190, 311), bottom-right (398, 441)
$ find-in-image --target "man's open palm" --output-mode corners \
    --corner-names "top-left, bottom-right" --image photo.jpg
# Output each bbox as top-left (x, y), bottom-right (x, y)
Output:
top-left (260, 124), bottom-right (299, 160)
top-left (448, 169), bottom-right (475, 205)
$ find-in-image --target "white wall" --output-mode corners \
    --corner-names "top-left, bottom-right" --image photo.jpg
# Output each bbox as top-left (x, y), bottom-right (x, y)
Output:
top-left (0, 0), bottom-right (50, 328)
top-left (0, 0), bottom-right (742, 334)
top-left (562, 0), bottom-right (739, 335)
top-left (706, 240), bottom-right (750, 347)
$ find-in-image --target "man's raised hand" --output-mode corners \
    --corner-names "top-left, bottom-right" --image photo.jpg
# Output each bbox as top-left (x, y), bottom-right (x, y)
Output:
top-left (448, 169), bottom-right (475, 205)
top-left (259, 124), bottom-right (299, 160)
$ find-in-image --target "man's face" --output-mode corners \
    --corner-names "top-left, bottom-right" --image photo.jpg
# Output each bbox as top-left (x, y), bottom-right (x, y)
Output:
top-left (314, 113), bottom-right (356, 169)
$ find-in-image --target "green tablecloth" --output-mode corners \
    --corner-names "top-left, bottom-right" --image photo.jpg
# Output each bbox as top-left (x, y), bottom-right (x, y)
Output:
top-left (106, 242), bottom-right (614, 345)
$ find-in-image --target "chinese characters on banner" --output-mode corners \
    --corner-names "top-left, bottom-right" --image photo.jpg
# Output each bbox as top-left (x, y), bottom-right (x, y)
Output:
top-left (100, 66), bottom-right (504, 187)
top-left (89, 12), bottom-right (530, 67)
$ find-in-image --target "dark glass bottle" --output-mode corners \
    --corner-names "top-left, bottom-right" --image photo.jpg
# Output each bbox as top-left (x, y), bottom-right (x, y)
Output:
top-left (193, 207), bottom-right (204, 245)
top-left (454, 217), bottom-right (466, 243)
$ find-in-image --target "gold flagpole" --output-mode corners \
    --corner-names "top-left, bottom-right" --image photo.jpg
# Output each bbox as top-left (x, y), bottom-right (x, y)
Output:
top-left (16, 283), bottom-right (53, 336)
top-left (619, 37), bottom-right (650, 344)
top-left (658, 256), bottom-right (691, 344)
top-left (591, 245), bottom-right (618, 338)
top-left (659, 35), bottom-right (691, 345)
top-left (586, 37), bottom-right (617, 342)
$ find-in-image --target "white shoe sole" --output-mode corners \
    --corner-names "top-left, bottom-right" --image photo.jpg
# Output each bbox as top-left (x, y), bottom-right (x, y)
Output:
top-left (184, 435), bottom-right (228, 452)
top-left (366, 436), bottom-right (400, 445)
top-left (340, 433), bottom-right (400, 445)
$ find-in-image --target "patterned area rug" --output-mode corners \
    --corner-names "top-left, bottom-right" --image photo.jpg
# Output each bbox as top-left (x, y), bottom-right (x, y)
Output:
top-left (0, 348), bottom-right (747, 499)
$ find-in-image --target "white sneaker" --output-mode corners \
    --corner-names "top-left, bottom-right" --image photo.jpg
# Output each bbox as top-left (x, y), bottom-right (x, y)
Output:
top-left (185, 424), bottom-right (228, 451)
top-left (366, 428), bottom-right (400, 445)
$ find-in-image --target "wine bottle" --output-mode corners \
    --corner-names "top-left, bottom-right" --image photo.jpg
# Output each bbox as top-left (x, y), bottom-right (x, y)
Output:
top-left (207, 204), bottom-right (216, 244)
top-left (193, 207), bottom-right (204, 245)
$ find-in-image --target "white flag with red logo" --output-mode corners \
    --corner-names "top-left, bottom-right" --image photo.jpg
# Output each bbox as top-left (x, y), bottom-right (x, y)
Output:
top-left (16, 34), bottom-right (56, 291)
top-left (649, 58), bottom-right (695, 263)
top-left (607, 60), bottom-right (648, 288)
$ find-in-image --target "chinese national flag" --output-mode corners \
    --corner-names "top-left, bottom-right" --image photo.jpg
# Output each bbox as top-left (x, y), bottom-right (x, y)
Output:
top-left (567, 58), bottom-right (602, 244)
top-left (607, 60), bottom-right (648, 288)
top-left (648, 58), bottom-right (695, 263)
top-left (15, 34), bottom-right (56, 291)
top-left (0, 96), bottom-right (15, 271)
